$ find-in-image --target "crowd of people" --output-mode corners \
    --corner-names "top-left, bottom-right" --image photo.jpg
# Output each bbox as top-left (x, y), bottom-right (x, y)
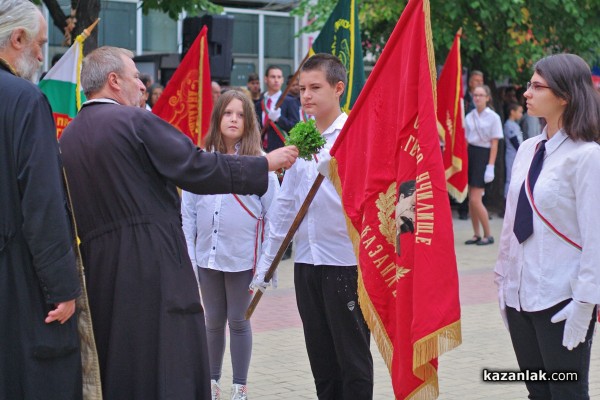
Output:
top-left (1, 1), bottom-right (598, 399)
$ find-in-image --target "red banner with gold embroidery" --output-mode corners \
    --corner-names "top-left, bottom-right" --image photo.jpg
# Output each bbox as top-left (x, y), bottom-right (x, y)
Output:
top-left (328, 0), bottom-right (461, 398)
top-left (438, 29), bottom-right (468, 203)
top-left (152, 26), bottom-right (212, 147)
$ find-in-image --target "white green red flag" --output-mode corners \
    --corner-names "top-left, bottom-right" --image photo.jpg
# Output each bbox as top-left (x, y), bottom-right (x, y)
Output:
top-left (39, 31), bottom-right (89, 138)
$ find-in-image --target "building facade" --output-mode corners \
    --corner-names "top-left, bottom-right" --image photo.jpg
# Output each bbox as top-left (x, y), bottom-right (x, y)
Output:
top-left (43, 0), bottom-right (315, 89)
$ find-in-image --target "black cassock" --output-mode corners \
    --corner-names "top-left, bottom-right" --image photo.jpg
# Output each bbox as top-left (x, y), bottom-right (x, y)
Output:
top-left (0, 66), bottom-right (82, 399)
top-left (59, 101), bottom-right (268, 400)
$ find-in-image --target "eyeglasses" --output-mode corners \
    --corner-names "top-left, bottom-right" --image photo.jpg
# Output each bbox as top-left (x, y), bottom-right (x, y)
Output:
top-left (527, 81), bottom-right (551, 92)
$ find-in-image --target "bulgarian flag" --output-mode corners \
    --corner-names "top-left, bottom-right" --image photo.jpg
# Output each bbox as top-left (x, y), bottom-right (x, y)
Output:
top-left (39, 20), bottom-right (98, 139)
top-left (438, 29), bottom-right (468, 203)
top-left (327, 0), bottom-right (461, 398)
top-left (153, 25), bottom-right (213, 147)
top-left (309, 0), bottom-right (365, 112)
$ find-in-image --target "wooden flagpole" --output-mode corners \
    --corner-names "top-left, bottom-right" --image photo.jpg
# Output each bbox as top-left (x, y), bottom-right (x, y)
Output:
top-left (245, 174), bottom-right (324, 319)
top-left (82, 19), bottom-right (100, 39)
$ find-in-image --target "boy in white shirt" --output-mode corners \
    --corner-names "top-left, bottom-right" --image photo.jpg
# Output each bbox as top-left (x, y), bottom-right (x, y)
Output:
top-left (253, 53), bottom-right (374, 399)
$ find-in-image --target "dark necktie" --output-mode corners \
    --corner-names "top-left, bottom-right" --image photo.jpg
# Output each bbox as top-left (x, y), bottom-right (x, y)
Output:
top-left (513, 140), bottom-right (547, 243)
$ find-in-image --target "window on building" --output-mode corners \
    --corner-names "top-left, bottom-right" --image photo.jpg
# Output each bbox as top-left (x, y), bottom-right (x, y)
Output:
top-left (143, 10), bottom-right (178, 53)
top-left (264, 15), bottom-right (293, 59)
top-left (229, 13), bottom-right (259, 86)
top-left (264, 15), bottom-right (294, 88)
top-left (97, 1), bottom-right (136, 50)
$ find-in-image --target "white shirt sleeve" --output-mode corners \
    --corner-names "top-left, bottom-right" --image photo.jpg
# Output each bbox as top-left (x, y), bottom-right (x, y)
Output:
top-left (180, 190), bottom-right (199, 282)
top-left (572, 146), bottom-right (600, 304)
top-left (259, 172), bottom-right (281, 258)
top-left (256, 163), bottom-right (301, 276)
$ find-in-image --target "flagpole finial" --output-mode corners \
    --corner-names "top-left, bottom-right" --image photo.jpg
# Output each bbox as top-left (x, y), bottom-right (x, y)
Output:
top-left (83, 19), bottom-right (100, 39)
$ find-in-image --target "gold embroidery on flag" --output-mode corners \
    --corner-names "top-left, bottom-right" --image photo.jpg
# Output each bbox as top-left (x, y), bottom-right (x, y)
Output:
top-left (376, 183), bottom-right (396, 246)
top-left (166, 69), bottom-right (199, 138)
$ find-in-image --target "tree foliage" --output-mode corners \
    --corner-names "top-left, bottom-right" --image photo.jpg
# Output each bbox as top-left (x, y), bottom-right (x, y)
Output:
top-left (32, 0), bottom-right (222, 54)
top-left (294, 0), bottom-right (600, 83)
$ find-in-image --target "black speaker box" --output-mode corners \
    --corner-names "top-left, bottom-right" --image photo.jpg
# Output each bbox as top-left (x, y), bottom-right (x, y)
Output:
top-left (182, 15), bottom-right (234, 83)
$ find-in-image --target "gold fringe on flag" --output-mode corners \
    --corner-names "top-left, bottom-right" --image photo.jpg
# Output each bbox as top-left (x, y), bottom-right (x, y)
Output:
top-left (330, 150), bottom-right (462, 400)
top-left (328, 158), bottom-right (394, 372)
top-left (446, 182), bottom-right (468, 204)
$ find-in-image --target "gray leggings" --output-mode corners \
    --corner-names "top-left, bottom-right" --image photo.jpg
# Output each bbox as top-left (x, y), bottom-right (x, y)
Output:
top-left (198, 267), bottom-right (253, 385)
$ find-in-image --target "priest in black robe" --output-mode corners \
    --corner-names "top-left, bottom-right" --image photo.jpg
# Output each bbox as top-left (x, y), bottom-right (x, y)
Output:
top-left (0, 2), bottom-right (82, 399)
top-left (59, 46), bottom-right (298, 400)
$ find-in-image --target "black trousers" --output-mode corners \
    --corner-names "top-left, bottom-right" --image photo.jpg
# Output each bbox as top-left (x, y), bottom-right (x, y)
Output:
top-left (294, 263), bottom-right (373, 400)
top-left (507, 300), bottom-right (596, 400)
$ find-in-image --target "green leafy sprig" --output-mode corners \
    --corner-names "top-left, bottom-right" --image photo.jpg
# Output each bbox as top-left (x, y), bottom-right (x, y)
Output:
top-left (285, 119), bottom-right (326, 161)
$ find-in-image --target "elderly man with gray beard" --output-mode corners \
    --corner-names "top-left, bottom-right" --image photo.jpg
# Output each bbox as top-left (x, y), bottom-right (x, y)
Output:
top-left (0, 1), bottom-right (83, 399)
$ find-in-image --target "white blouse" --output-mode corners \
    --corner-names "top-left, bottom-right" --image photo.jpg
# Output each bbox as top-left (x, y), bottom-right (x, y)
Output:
top-left (465, 107), bottom-right (503, 148)
top-left (181, 168), bottom-right (280, 274)
top-left (495, 128), bottom-right (600, 311)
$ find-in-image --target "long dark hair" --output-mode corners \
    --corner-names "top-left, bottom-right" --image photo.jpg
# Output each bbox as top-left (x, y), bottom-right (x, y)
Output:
top-left (534, 54), bottom-right (600, 142)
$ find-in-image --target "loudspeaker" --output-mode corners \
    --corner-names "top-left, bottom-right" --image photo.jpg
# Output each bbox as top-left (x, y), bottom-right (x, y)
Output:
top-left (133, 53), bottom-right (180, 87)
top-left (182, 15), bottom-right (234, 83)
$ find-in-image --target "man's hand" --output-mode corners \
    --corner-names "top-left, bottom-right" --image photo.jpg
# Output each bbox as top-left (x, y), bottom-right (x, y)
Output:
top-left (45, 299), bottom-right (76, 324)
top-left (265, 146), bottom-right (298, 171)
top-left (268, 108), bottom-right (282, 122)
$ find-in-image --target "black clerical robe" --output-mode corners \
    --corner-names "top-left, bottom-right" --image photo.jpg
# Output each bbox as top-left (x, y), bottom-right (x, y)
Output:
top-left (59, 101), bottom-right (268, 400)
top-left (0, 65), bottom-right (82, 399)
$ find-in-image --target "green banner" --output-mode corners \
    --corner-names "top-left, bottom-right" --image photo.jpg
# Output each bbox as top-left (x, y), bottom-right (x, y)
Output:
top-left (310, 0), bottom-right (366, 112)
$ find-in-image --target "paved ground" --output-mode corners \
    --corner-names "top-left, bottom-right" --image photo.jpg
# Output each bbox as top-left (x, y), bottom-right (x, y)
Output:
top-left (216, 214), bottom-right (600, 399)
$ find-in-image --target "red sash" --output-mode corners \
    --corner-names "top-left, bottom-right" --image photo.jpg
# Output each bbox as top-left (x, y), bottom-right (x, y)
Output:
top-left (260, 98), bottom-right (287, 144)
top-left (232, 194), bottom-right (265, 273)
top-left (525, 172), bottom-right (582, 251)
top-left (525, 163), bottom-right (598, 321)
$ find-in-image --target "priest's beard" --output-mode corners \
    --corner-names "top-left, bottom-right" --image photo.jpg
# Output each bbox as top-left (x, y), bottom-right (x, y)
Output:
top-left (15, 45), bottom-right (42, 82)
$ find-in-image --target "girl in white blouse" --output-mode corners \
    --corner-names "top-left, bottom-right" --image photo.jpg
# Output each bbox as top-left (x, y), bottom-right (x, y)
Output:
top-left (495, 54), bottom-right (600, 399)
top-left (182, 90), bottom-right (279, 400)
top-left (464, 85), bottom-right (503, 245)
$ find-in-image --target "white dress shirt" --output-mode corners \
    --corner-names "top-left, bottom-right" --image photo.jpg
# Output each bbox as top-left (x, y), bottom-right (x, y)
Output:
top-left (465, 107), bottom-right (503, 148)
top-left (181, 168), bottom-right (280, 275)
top-left (256, 113), bottom-right (356, 274)
top-left (495, 128), bottom-right (600, 311)
top-left (261, 90), bottom-right (282, 122)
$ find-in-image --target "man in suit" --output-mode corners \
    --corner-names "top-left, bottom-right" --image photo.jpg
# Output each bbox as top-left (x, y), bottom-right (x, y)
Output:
top-left (255, 65), bottom-right (300, 152)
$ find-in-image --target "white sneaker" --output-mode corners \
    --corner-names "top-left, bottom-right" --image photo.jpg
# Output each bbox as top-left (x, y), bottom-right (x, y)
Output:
top-left (230, 383), bottom-right (248, 400)
top-left (211, 379), bottom-right (222, 400)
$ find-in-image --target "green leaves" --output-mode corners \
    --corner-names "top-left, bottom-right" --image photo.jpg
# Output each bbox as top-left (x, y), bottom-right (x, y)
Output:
top-left (296, 0), bottom-right (600, 85)
top-left (140, 0), bottom-right (223, 19)
top-left (285, 120), bottom-right (327, 161)
top-left (291, 0), bottom-right (337, 36)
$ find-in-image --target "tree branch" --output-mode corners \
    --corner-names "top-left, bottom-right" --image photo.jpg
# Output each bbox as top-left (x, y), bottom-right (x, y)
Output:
top-left (42, 0), bottom-right (68, 34)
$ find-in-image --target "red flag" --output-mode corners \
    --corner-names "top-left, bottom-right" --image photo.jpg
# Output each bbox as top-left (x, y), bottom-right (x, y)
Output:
top-left (438, 29), bottom-right (468, 203)
top-left (152, 26), bottom-right (213, 147)
top-left (329, 0), bottom-right (461, 398)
